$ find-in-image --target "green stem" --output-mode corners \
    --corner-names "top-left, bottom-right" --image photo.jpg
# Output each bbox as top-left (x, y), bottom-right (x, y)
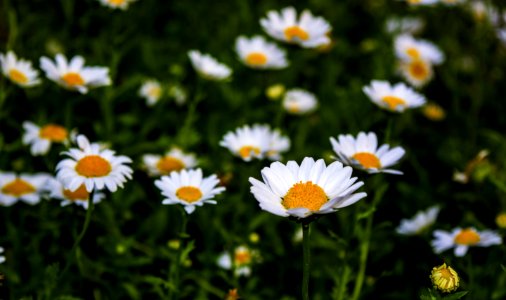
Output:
top-left (302, 221), bottom-right (311, 300)
top-left (169, 207), bottom-right (188, 300)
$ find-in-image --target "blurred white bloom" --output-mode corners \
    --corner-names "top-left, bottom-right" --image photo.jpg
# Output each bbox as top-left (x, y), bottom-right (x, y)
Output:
top-left (385, 17), bottom-right (425, 35)
top-left (142, 148), bottom-right (197, 177)
top-left (404, 0), bottom-right (438, 6)
top-left (282, 88), bottom-right (318, 115)
top-left (139, 79), bottom-right (162, 106)
top-left (0, 51), bottom-right (41, 87)
top-left (0, 172), bottom-right (51, 206)
top-left (45, 177), bottom-right (104, 209)
top-left (217, 245), bottom-right (257, 277)
top-left (266, 129), bottom-right (291, 161)
top-left (235, 35), bottom-right (288, 69)
top-left (22, 121), bottom-right (69, 156)
top-left (431, 227), bottom-right (502, 257)
top-left (168, 84), bottom-right (187, 105)
top-left (398, 58), bottom-right (434, 88)
top-left (98, 0), bottom-right (137, 10)
top-left (394, 34), bottom-right (444, 65)
top-left (188, 50), bottom-right (232, 81)
top-left (0, 247), bottom-right (5, 264)
top-left (363, 80), bottom-right (426, 112)
top-left (396, 206), bottom-right (440, 235)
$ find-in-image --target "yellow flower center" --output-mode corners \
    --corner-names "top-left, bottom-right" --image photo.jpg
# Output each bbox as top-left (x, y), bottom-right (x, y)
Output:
top-left (406, 47), bottom-right (420, 59)
top-left (156, 157), bottom-right (185, 174)
top-left (75, 155), bottom-right (112, 177)
top-left (108, 0), bottom-right (126, 5)
top-left (423, 103), bottom-right (445, 121)
top-left (282, 181), bottom-right (328, 211)
top-left (352, 152), bottom-right (381, 169)
top-left (62, 184), bottom-right (89, 201)
top-left (234, 249), bottom-right (252, 265)
top-left (245, 52), bottom-right (268, 66)
top-left (238, 146), bottom-right (261, 159)
top-left (9, 69), bottom-right (28, 84)
top-left (39, 124), bottom-right (68, 142)
top-left (148, 86), bottom-right (161, 99)
top-left (62, 72), bottom-right (85, 86)
top-left (454, 228), bottom-right (481, 245)
top-left (408, 60), bottom-right (430, 80)
top-left (1, 179), bottom-right (36, 196)
top-left (382, 96), bottom-right (406, 110)
top-left (176, 186), bottom-right (203, 203)
top-left (284, 26), bottom-right (309, 41)
top-left (431, 263), bottom-right (460, 293)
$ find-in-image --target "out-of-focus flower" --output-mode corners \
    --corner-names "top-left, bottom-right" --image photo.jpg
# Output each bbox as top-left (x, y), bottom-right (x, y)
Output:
top-left (266, 129), bottom-right (291, 161)
top-left (396, 206), bottom-right (440, 235)
top-left (249, 232), bottom-right (260, 243)
top-left (430, 263), bottom-right (460, 293)
top-left (224, 289), bottom-right (240, 300)
top-left (188, 50), bottom-right (232, 81)
top-left (56, 135), bottom-right (133, 193)
top-left (139, 79), bottom-right (162, 106)
top-left (431, 227), bottom-right (502, 256)
top-left (168, 84), bottom-right (187, 105)
top-left (422, 102), bottom-right (446, 121)
top-left (452, 149), bottom-right (489, 184)
top-left (282, 88), bottom-right (318, 115)
top-left (468, 1), bottom-right (498, 23)
top-left (22, 121), bottom-right (69, 156)
top-left (217, 245), bottom-right (258, 277)
top-left (155, 168), bottom-right (225, 214)
top-left (0, 172), bottom-right (50, 206)
top-left (265, 84), bottom-right (286, 100)
top-left (497, 29), bottom-right (506, 46)
top-left (404, 0), bottom-right (438, 6)
top-left (363, 80), bottom-right (426, 112)
top-left (496, 212), bottom-right (506, 229)
top-left (0, 247), bottom-right (5, 264)
top-left (98, 0), bottom-right (136, 10)
top-left (260, 7), bottom-right (331, 48)
top-left (394, 34), bottom-right (444, 65)
top-left (398, 58), bottom-right (434, 88)
top-left (249, 157), bottom-right (366, 218)
top-left (142, 148), bottom-right (197, 177)
top-left (385, 17), bottom-right (425, 35)
top-left (45, 177), bottom-right (104, 209)
top-left (40, 54), bottom-right (111, 94)
top-left (0, 51), bottom-right (41, 87)
top-left (235, 36), bottom-right (288, 69)
top-left (330, 132), bottom-right (405, 175)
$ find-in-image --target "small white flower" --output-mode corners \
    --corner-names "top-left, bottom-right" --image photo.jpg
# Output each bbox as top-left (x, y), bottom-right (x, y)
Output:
top-left (98, 0), bottom-right (136, 10)
top-left (330, 132), bottom-right (406, 175)
top-left (363, 80), bottom-right (426, 112)
top-left (398, 58), bottom-right (434, 88)
top-left (385, 17), bottom-right (425, 35)
top-left (142, 148), bottom-right (197, 177)
top-left (155, 168), bottom-right (225, 214)
top-left (56, 135), bottom-right (133, 193)
top-left (0, 172), bottom-right (51, 206)
top-left (282, 88), bottom-right (318, 115)
top-left (0, 51), bottom-right (41, 87)
top-left (431, 227), bottom-right (503, 257)
top-left (45, 177), bottom-right (104, 209)
top-left (139, 79), bottom-right (162, 106)
top-left (235, 35), bottom-right (288, 69)
top-left (40, 54), bottom-right (111, 94)
top-left (188, 50), bottom-right (232, 81)
top-left (260, 6), bottom-right (332, 48)
top-left (394, 34), bottom-right (444, 65)
top-left (497, 28), bottom-right (506, 46)
top-left (396, 206), bottom-right (440, 235)
top-left (22, 121), bottom-right (69, 156)
top-left (0, 247), bottom-right (5, 264)
top-left (217, 245), bottom-right (256, 277)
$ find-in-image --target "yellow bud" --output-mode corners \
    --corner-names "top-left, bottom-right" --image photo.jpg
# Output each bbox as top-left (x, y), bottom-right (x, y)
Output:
top-left (249, 233), bottom-right (260, 243)
top-left (265, 84), bottom-right (285, 100)
top-left (422, 102), bottom-right (445, 121)
top-left (496, 212), bottom-right (506, 229)
top-left (168, 239), bottom-right (181, 250)
top-left (430, 263), bottom-right (460, 293)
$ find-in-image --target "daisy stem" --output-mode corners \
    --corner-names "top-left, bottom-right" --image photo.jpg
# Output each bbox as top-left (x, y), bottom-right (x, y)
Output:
top-left (169, 207), bottom-right (188, 300)
top-left (302, 221), bottom-right (311, 300)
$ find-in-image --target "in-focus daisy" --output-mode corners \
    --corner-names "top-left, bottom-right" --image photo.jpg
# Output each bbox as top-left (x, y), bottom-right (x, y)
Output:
top-left (40, 54), bottom-right (111, 94)
top-left (45, 177), bottom-right (104, 209)
top-left (330, 132), bottom-right (406, 175)
top-left (154, 168), bottom-right (225, 214)
top-left (394, 34), bottom-right (444, 65)
top-left (0, 172), bottom-right (50, 206)
top-left (398, 58), bottom-right (434, 88)
top-left (282, 88), bottom-right (318, 114)
top-left (260, 7), bottom-right (332, 48)
top-left (385, 17), bottom-right (425, 35)
top-left (249, 157), bottom-right (367, 218)
top-left (235, 36), bottom-right (288, 69)
top-left (22, 121), bottom-right (69, 156)
top-left (0, 51), bottom-right (41, 87)
top-left (139, 79), bottom-right (162, 106)
top-left (396, 205), bottom-right (440, 235)
top-left (188, 50), bottom-right (232, 81)
top-left (217, 245), bottom-right (258, 277)
top-left (56, 135), bottom-right (133, 193)
top-left (98, 0), bottom-right (136, 10)
top-left (266, 129), bottom-right (291, 161)
top-left (142, 147), bottom-right (197, 177)
top-left (363, 80), bottom-right (426, 112)
top-left (431, 227), bottom-right (503, 257)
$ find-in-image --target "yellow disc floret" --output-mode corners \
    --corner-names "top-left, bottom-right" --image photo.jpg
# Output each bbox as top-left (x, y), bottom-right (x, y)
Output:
top-left (1, 179), bottom-right (36, 196)
top-left (156, 157), bottom-right (185, 174)
top-left (39, 124), bottom-right (68, 142)
top-left (62, 184), bottom-right (89, 201)
top-left (176, 186), bottom-right (203, 203)
top-left (245, 52), bottom-right (268, 66)
top-left (352, 152), bottom-right (381, 169)
top-left (284, 26), bottom-right (309, 41)
top-left (454, 228), bottom-right (481, 245)
top-left (9, 69), bottom-right (28, 84)
top-left (238, 146), bottom-right (261, 160)
top-left (282, 181), bottom-right (328, 211)
top-left (62, 72), bottom-right (85, 86)
top-left (382, 96), bottom-right (406, 110)
top-left (75, 155), bottom-right (112, 177)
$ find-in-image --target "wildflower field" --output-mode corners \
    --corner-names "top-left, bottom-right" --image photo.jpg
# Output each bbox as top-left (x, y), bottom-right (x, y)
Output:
top-left (1, 0), bottom-right (506, 299)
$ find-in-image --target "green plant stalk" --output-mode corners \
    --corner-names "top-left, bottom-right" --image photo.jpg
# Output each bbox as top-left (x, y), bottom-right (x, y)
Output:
top-left (302, 221), bottom-right (311, 300)
top-left (169, 207), bottom-right (188, 300)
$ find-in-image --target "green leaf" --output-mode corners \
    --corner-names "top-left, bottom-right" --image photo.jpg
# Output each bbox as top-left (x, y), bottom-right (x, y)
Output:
top-left (442, 291), bottom-right (469, 300)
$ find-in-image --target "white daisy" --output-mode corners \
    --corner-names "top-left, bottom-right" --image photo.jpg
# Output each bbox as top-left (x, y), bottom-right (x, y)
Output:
top-left (394, 34), bottom-right (444, 65)
top-left (431, 227), bottom-right (503, 257)
top-left (187, 50), bottom-right (232, 81)
top-left (235, 35), bottom-right (288, 69)
top-left (363, 80), bottom-right (426, 112)
top-left (217, 245), bottom-right (257, 277)
top-left (56, 135), bottom-right (133, 193)
top-left (260, 6), bottom-right (332, 48)
top-left (249, 157), bottom-right (367, 218)
top-left (330, 132), bottom-right (406, 175)
top-left (398, 58), bottom-right (434, 88)
top-left (219, 124), bottom-right (273, 162)
top-left (0, 172), bottom-right (50, 206)
top-left (385, 17), bottom-right (425, 35)
top-left (266, 129), bottom-right (291, 161)
top-left (139, 79), bottom-right (162, 106)
top-left (0, 51), bottom-right (41, 87)
top-left (0, 247), bottom-right (4, 264)
top-left (98, 0), bottom-right (136, 10)
top-left (497, 28), bottom-right (506, 46)
top-left (154, 168), bottom-right (225, 214)
top-left (45, 177), bottom-right (104, 209)
top-left (22, 121), bottom-right (69, 156)
top-left (40, 54), bottom-right (111, 94)
top-left (142, 147), bottom-right (198, 177)
top-left (396, 205), bottom-right (440, 235)
top-left (282, 88), bottom-right (318, 115)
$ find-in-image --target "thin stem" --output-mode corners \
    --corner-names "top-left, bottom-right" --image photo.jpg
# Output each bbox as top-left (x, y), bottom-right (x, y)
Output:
top-left (302, 221), bottom-right (311, 300)
top-left (168, 207), bottom-right (188, 300)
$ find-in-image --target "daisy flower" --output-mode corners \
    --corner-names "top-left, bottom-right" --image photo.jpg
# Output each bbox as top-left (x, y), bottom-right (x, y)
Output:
top-left (282, 88), bottom-right (318, 115)
top-left (396, 205), bottom-right (440, 235)
top-left (0, 247), bottom-right (4, 264)
top-left (98, 0), bottom-right (136, 10)
top-left (56, 135), bottom-right (133, 193)
top-left (260, 6), bottom-right (332, 48)
top-left (187, 50), bottom-right (232, 81)
top-left (235, 36), bottom-right (288, 69)
top-left (142, 147), bottom-right (198, 177)
top-left (45, 177), bottom-right (104, 209)
top-left (363, 80), bottom-right (426, 112)
top-left (154, 168), bottom-right (225, 214)
top-left (266, 129), bottom-right (291, 161)
top-left (39, 54), bottom-right (111, 94)
top-left (219, 124), bottom-right (273, 162)
top-left (139, 79), bottom-right (162, 106)
top-left (249, 157), bottom-right (367, 219)
top-left (0, 51), bottom-right (41, 87)
top-left (22, 121), bottom-right (69, 156)
top-left (0, 172), bottom-right (50, 206)
top-left (217, 245), bottom-right (258, 277)
top-left (430, 263), bottom-right (460, 293)
top-left (330, 132), bottom-right (406, 175)
top-left (431, 227), bottom-right (502, 257)
top-left (394, 34), bottom-right (444, 65)
top-left (398, 58), bottom-right (434, 88)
